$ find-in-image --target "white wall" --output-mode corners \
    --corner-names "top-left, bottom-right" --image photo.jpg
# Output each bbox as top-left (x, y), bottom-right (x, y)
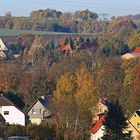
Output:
top-left (91, 125), bottom-right (104, 140)
top-left (1, 106), bottom-right (25, 126)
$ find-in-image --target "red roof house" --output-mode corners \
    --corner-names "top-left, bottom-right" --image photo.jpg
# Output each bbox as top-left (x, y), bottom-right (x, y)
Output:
top-left (91, 115), bottom-right (105, 134)
top-left (61, 43), bottom-right (72, 51)
top-left (132, 47), bottom-right (140, 54)
top-left (91, 115), bottom-right (105, 140)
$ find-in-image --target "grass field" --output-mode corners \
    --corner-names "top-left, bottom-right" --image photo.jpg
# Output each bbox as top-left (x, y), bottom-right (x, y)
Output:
top-left (0, 28), bottom-right (98, 37)
top-left (0, 28), bottom-right (67, 36)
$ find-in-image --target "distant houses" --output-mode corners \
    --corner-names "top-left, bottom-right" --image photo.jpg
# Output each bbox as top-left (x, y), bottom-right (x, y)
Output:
top-left (0, 93), bottom-right (25, 126)
top-left (122, 47), bottom-right (140, 59)
top-left (27, 96), bottom-right (51, 125)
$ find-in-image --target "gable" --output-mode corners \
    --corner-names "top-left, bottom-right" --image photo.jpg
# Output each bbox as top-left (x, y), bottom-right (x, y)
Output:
top-left (0, 96), bottom-right (14, 106)
top-left (131, 112), bottom-right (140, 119)
top-left (0, 39), bottom-right (8, 51)
top-left (27, 100), bottom-right (46, 115)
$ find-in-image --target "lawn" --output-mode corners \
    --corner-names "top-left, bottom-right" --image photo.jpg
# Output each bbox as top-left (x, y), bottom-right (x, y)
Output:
top-left (0, 28), bottom-right (66, 36)
top-left (0, 28), bottom-right (98, 36)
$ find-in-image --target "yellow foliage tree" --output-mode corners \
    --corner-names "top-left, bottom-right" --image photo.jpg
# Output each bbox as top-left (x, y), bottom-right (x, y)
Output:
top-left (53, 65), bottom-right (98, 139)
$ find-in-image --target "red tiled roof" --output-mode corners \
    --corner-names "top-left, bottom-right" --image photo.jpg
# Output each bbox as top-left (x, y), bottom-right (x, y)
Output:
top-left (62, 43), bottom-right (72, 51)
top-left (91, 115), bottom-right (105, 134)
top-left (133, 47), bottom-right (140, 53)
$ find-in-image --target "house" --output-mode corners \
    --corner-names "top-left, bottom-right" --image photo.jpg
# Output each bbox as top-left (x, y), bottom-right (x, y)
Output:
top-left (121, 53), bottom-right (135, 59)
top-left (93, 98), bottom-right (110, 123)
top-left (0, 114), bottom-right (6, 132)
top-left (91, 114), bottom-right (105, 140)
top-left (129, 111), bottom-right (140, 140)
top-left (122, 47), bottom-right (140, 60)
top-left (0, 38), bottom-right (8, 59)
top-left (0, 38), bottom-right (8, 51)
top-left (90, 98), bottom-right (110, 140)
top-left (0, 93), bottom-right (25, 126)
top-left (27, 96), bottom-right (51, 125)
top-left (62, 43), bottom-right (72, 51)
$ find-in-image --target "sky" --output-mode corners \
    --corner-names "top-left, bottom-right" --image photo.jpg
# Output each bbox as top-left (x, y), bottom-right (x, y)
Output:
top-left (0, 0), bottom-right (140, 17)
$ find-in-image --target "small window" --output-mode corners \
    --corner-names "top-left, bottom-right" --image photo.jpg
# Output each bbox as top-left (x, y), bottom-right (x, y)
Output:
top-left (32, 109), bottom-right (36, 114)
top-left (137, 122), bottom-right (140, 128)
top-left (134, 114), bottom-right (137, 117)
top-left (4, 111), bottom-right (9, 115)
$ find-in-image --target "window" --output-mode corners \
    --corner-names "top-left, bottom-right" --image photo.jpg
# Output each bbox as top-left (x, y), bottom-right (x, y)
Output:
top-left (32, 109), bottom-right (36, 114)
top-left (134, 114), bottom-right (137, 117)
top-left (40, 109), bottom-right (42, 114)
top-left (4, 111), bottom-right (9, 115)
top-left (137, 122), bottom-right (140, 128)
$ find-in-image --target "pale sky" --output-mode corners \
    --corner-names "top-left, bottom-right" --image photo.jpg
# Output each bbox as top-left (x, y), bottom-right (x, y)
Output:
top-left (0, 0), bottom-right (140, 17)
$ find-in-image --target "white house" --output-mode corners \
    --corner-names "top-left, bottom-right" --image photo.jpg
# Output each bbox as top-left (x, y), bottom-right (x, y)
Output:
top-left (0, 93), bottom-right (25, 126)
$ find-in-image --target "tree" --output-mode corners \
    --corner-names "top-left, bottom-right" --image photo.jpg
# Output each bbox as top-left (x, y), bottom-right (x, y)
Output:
top-left (102, 100), bottom-right (131, 140)
top-left (98, 35), bottom-right (129, 56)
top-left (53, 65), bottom-right (98, 139)
top-left (127, 31), bottom-right (140, 51)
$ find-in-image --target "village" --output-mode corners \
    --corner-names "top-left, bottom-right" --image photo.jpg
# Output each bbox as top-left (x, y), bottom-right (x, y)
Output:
top-left (0, 35), bottom-right (140, 140)
top-left (1, 93), bottom-right (140, 140)
top-left (0, 3), bottom-right (140, 139)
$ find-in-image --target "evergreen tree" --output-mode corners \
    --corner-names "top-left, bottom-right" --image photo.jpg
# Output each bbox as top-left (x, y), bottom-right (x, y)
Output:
top-left (69, 37), bottom-right (74, 49)
top-left (7, 49), bottom-right (14, 60)
top-left (64, 37), bottom-right (69, 45)
top-left (102, 100), bottom-right (131, 140)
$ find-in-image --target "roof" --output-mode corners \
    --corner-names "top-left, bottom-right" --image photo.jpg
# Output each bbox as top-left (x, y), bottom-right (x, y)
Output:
top-left (38, 97), bottom-right (48, 107)
top-left (26, 96), bottom-right (49, 114)
top-left (0, 114), bottom-right (5, 122)
top-left (133, 47), bottom-right (140, 53)
top-left (128, 120), bottom-right (140, 135)
top-left (136, 111), bottom-right (140, 117)
top-left (100, 98), bottom-right (110, 107)
top-left (121, 53), bottom-right (135, 59)
top-left (61, 43), bottom-right (72, 51)
top-left (91, 115), bottom-right (105, 134)
top-left (0, 93), bottom-right (14, 106)
top-left (0, 92), bottom-right (25, 114)
top-left (0, 38), bottom-right (8, 51)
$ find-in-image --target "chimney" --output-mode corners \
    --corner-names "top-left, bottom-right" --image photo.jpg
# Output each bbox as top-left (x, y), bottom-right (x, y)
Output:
top-left (41, 96), bottom-right (45, 100)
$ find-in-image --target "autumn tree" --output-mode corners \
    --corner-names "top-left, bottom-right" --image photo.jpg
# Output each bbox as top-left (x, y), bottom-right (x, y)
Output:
top-left (127, 31), bottom-right (140, 51)
top-left (53, 64), bottom-right (98, 139)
